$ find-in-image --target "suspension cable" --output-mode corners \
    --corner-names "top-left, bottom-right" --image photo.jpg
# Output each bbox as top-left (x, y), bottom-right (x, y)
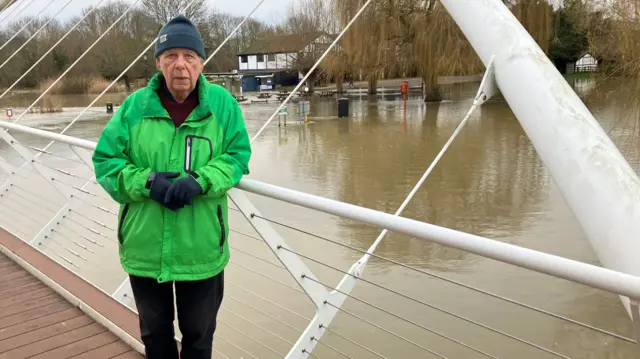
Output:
top-left (0, 0), bottom-right (36, 25)
top-left (0, 0), bottom-right (110, 101)
top-left (226, 293), bottom-right (303, 333)
top-left (0, 0), bottom-right (58, 53)
top-left (227, 280), bottom-right (311, 321)
top-left (321, 325), bottom-right (388, 359)
top-left (249, 0), bottom-right (374, 143)
top-left (221, 307), bottom-right (293, 345)
top-left (202, 0), bottom-right (265, 67)
top-left (311, 337), bottom-right (354, 359)
top-left (53, 0), bottom-right (266, 144)
top-left (253, 213), bottom-right (637, 344)
top-left (0, 0), bottom-right (14, 16)
top-left (219, 320), bottom-right (284, 357)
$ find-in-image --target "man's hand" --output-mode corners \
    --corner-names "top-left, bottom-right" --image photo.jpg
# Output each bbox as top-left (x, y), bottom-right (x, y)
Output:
top-left (148, 172), bottom-right (182, 210)
top-left (164, 176), bottom-right (203, 208)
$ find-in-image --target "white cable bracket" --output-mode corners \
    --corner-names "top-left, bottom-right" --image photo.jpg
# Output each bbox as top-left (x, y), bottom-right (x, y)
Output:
top-left (228, 188), bottom-right (330, 359)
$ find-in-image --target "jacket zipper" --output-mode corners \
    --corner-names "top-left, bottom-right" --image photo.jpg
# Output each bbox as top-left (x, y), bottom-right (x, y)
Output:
top-left (185, 135), bottom-right (192, 173)
top-left (217, 205), bottom-right (226, 254)
top-left (117, 204), bottom-right (130, 245)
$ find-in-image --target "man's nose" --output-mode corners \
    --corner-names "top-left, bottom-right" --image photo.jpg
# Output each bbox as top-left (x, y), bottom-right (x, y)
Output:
top-left (174, 56), bottom-right (187, 69)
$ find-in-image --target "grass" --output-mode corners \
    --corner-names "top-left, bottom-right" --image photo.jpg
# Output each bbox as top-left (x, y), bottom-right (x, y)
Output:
top-left (38, 76), bottom-right (127, 96)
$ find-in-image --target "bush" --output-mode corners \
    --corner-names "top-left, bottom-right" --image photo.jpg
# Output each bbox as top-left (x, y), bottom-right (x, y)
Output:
top-left (38, 76), bottom-right (127, 95)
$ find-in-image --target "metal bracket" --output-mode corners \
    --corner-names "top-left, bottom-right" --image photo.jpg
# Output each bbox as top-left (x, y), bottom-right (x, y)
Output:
top-left (228, 188), bottom-right (330, 359)
top-left (473, 54), bottom-right (497, 107)
top-left (113, 277), bottom-right (135, 308)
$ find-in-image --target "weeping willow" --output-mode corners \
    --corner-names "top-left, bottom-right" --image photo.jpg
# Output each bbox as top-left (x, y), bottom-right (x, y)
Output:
top-left (324, 0), bottom-right (554, 99)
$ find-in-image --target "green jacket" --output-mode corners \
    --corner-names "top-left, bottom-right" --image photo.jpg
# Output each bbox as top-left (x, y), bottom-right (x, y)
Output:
top-left (92, 72), bottom-right (251, 283)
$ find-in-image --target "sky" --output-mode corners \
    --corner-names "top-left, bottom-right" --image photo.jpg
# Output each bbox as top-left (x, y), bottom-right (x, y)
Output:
top-left (3, 0), bottom-right (295, 24)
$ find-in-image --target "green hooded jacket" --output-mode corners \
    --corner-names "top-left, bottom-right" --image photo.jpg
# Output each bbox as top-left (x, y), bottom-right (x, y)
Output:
top-left (92, 72), bottom-right (251, 283)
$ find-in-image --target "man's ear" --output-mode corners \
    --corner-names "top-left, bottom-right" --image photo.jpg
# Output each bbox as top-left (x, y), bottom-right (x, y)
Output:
top-left (155, 58), bottom-right (161, 71)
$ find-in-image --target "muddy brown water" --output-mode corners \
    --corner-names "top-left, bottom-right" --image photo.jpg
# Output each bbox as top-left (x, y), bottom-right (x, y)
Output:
top-left (0, 76), bottom-right (638, 358)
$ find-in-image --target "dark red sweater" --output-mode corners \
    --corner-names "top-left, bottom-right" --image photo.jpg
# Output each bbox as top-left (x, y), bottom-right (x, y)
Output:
top-left (158, 80), bottom-right (199, 127)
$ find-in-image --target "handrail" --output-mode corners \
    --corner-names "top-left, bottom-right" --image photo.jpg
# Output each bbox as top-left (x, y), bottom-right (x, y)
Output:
top-left (2, 119), bottom-right (640, 301)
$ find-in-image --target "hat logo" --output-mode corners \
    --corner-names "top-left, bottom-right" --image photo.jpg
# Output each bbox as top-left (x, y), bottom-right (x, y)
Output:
top-left (159, 34), bottom-right (167, 43)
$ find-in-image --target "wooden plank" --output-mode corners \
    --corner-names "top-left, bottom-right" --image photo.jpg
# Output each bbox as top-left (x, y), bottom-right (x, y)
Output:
top-left (0, 301), bottom-right (72, 330)
top-left (111, 350), bottom-right (145, 359)
top-left (0, 280), bottom-right (44, 300)
top-left (0, 276), bottom-right (39, 296)
top-left (0, 270), bottom-right (30, 288)
top-left (0, 307), bottom-right (83, 341)
top-left (28, 331), bottom-right (119, 359)
top-left (67, 341), bottom-right (133, 359)
top-left (0, 294), bottom-right (63, 319)
top-left (0, 264), bottom-right (19, 276)
top-left (0, 230), bottom-right (142, 343)
top-left (0, 315), bottom-right (93, 352)
top-left (0, 286), bottom-right (54, 308)
top-left (0, 322), bottom-right (105, 359)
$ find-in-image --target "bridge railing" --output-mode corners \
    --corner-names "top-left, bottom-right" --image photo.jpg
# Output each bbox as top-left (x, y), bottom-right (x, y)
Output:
top-left (0, 118), bottom-right (639, 359)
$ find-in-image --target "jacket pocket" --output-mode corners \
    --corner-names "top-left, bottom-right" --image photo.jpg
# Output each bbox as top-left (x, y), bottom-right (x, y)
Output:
top-left (117, 204), bottom-right (130, 245)
top-left (184, 135), bottom-right (213, 175)
top-left (217, 204), bottom-right (226, 254)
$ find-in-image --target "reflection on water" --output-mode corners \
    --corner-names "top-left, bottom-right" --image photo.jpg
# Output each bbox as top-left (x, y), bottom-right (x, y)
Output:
top-left (0, 76), bottom-right (639, 358)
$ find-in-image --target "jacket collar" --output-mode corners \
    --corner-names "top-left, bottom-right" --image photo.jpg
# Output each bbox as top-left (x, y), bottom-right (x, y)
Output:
top-left (141, 71), bottom-right (211, 123)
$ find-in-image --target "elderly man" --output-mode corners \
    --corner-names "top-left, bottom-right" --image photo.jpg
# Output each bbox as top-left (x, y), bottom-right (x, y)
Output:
top-left (92, 15), bottom-right (251, 359)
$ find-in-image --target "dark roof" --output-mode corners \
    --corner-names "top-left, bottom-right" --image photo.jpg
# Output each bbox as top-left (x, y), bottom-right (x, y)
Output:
top-left (238, 32), bottom-right (330, 56)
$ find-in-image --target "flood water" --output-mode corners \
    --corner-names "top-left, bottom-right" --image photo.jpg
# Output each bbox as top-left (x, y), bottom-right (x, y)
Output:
top-left (0, 76), bottom-right (639, 359)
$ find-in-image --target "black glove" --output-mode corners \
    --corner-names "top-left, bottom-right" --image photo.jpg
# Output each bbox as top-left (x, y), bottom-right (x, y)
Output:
top-left (164, 175), bottom-right (203, 208)
top-left (147, 172), bottom-right (181, 210)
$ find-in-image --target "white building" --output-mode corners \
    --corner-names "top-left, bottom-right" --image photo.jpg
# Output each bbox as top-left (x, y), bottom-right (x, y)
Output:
top-left (237, 32), bottom-right (335, 92)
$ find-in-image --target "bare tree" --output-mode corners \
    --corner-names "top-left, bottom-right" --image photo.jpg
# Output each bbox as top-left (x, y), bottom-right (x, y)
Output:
top-left (141, 0), bottom-right (208, 25)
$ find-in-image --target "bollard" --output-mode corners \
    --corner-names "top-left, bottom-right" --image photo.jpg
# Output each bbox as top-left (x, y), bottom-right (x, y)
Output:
top-left (106, 103), bottom-right (114, 114)
top-left (338, 98), bottom-right (349, 118)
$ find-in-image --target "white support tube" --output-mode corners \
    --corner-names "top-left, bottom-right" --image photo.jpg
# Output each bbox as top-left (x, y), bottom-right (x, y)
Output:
top-left (2, 119), bottom-right (640, 301)
top-left (438, 0), bottom-right (640, 315)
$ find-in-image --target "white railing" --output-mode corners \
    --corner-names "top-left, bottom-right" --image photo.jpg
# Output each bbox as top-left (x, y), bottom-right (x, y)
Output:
top-left (0, 0), bottom-right (640, 358)
top-left (0, 114), bottom-right (639, 358)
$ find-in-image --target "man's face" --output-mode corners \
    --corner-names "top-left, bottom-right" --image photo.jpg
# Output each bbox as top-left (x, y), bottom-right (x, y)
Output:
top-left (156, 48), bottom-right (204, 95)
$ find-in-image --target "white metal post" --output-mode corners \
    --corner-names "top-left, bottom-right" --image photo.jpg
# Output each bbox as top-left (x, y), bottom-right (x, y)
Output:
top-left (438, 0), bottom-right (640, 316)
top-left (228, 189), bottom-right (331, 359)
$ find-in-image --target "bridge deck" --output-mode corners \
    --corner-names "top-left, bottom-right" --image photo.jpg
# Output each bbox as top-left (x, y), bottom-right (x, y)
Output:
top-left (0, 230), bottom-right (143, 359)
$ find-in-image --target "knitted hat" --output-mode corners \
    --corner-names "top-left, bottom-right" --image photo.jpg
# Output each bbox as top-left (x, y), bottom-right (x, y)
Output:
top-left (154, 15), bottom-right (206, 59)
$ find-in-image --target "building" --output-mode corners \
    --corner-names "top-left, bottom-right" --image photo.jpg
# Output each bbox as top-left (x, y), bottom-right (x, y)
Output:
top-left (566, 52), bottom-right (600, 73)
top-left (237, 32), bottom-right (335, 92)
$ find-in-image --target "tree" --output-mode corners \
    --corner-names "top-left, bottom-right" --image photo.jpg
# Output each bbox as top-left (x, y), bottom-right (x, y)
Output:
top-left (548, 0), bottom-right (589, 72)
top-left (141, 0), bottom-right (208, 26)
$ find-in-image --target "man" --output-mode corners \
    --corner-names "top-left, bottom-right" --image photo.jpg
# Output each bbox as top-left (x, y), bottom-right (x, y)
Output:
top-left (92, 15), bottom-right (251, 359)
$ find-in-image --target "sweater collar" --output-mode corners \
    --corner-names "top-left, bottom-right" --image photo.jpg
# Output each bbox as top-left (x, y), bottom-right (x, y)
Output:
top-left (142, 71), bottom-right (211, 121)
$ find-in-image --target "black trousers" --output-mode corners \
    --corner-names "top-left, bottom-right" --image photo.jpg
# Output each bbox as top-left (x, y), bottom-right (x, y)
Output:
top-left (129, 271), bottom-right (224, 359)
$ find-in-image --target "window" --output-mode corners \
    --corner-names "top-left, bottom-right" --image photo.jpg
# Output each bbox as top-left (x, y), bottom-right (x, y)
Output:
top-left (268, 54), bottom-right (276, 62)
top-left (240, 55), bottom-right (248, 63)
top-left (257, 54), bottom-right (264, 62)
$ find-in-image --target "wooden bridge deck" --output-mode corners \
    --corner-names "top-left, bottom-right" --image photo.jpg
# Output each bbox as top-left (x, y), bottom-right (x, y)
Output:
top-left (0, 230), bottom-right (144, 359)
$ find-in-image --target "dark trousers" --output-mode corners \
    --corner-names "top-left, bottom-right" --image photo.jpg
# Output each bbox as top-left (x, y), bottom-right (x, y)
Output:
top-left (129, 271), bottom-right (224, 359)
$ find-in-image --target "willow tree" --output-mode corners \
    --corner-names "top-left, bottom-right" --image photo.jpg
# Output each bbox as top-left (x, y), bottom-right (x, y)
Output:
top-left (507, 0), bottom-right (554, 54)
top-left (329, 0), bottom-right (396, 95)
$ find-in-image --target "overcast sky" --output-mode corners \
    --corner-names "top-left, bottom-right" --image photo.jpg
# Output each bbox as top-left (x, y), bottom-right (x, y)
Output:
top-left (6, 0), bottom-right (294, 24)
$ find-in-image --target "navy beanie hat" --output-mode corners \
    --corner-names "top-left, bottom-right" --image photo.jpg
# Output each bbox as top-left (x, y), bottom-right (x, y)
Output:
top-left (154, 15), bottom-right (206, 59)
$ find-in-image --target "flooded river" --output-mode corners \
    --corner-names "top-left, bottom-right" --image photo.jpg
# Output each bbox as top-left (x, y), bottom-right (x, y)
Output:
top-left (0, 76), bottom-right (638, 358)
